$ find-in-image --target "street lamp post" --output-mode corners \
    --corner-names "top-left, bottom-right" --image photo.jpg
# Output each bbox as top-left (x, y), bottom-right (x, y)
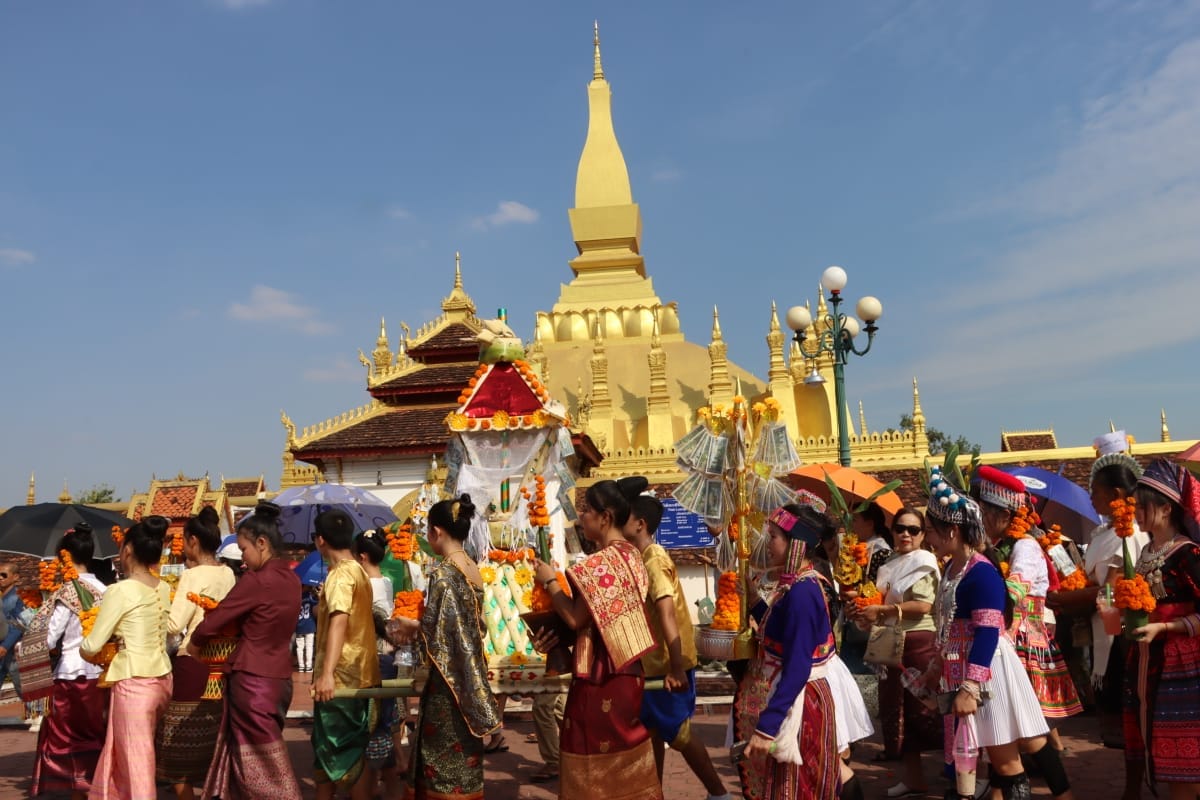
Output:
top-left (786, 266), bottom-right (883, 467)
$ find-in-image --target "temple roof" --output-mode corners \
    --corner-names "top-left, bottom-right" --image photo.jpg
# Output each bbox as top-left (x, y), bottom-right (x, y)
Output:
top-left (292, 406), bottom-right (453, 459)
top-left (372, 362), bottom-right (479, 396)
top-left (220, 475), bottom-right (265, 500)
top-left (1001, 429), bottom-right (1058, 452)
top-left (406, 321), bottom-right (480, 359)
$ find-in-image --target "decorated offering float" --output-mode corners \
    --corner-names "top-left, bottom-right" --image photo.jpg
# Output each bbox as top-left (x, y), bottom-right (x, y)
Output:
top-left (443, 312), bottom-right (582, 691)
top-left (673, 394), bottom-right (804, 661)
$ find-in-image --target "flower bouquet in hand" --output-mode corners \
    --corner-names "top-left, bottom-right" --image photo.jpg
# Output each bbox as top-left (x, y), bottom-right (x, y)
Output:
top-left (1111, 497), bottom-right (1156, 639)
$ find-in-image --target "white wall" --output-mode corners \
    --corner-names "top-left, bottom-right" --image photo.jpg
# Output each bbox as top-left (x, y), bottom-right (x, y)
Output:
top-left (678, 563), bottom-right (717, 624)
top-left (338, 457), bottom-right (430, 509)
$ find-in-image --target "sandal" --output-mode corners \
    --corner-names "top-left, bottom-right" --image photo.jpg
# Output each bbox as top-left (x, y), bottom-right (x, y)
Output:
top-left (530, 767), bottom-right (559, 783)
top-left (484, 734), bottom-right (509, 753)
top-left (525, 732), bottom-right (539, 743)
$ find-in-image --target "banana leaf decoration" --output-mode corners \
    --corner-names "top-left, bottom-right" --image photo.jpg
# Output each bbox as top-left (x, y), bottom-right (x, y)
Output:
top-left (921, 444), bottom-right (982, 498)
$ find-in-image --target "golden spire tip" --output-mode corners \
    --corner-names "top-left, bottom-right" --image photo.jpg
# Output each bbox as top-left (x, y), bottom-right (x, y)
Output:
top-left (592, 20), bottom-right (605, 80)
top-left (453, 251), bottom-right (463, 289)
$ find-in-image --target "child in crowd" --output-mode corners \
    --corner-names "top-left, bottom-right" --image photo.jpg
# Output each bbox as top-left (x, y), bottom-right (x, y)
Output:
top-left (295, 587), bottom-right (317, 674)
top-left (619, 482), bottom-right (731, 800)
top-left (311, 510), bottom-right (380, 800)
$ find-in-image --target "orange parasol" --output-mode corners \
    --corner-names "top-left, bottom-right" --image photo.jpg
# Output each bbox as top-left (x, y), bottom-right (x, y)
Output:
top-left (786, 463), bottom-right (904, 520)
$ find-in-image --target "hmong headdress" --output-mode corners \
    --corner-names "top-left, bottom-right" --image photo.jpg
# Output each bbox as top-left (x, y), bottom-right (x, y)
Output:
top-left (927, 466), bottom-right (983, 529)
top-left (1089, 430), bottom-right (1142, 491)
top-left (975, 465), bottom-right (1028, 512)
top-left (769, 489), bottom-right (830, 580)
top-left (1139, 459), bottom-right (1200, 542)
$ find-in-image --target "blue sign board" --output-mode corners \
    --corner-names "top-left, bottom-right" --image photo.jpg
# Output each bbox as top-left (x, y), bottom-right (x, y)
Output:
top-left (655, 497), bottom-right (714, 549)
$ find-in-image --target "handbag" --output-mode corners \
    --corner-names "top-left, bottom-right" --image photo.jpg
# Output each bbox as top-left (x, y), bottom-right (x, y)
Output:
top-left (863, 622), bottom-right (905, 667)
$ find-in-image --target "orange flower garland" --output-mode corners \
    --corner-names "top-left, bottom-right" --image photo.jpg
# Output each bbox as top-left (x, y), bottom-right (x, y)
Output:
top-left (170, 528), bottom-right (184, 558)
top-left (528, 475), bottom-right (551, 528)
top-left (487, 548), bottom-right (535, 565)
top-left (1111, 497), bottom-right (1137, 538)
top-left (38, 559), bottom-right (61, 592)
top-left (79, 606), bottom-right (100, 637)
top-left (1114, 575), bottom-right (1157, 612)
top-left (111, 525), bottom-right (125, 547)
top-left (187, 592), bottom-right (219, 611)
top-left (531, 572), bottom-right (571, 612)
top-left (1059, 570), bottom-right (1090, 591)
top-left (19, 588), bottom-right (43, 609)
top-left (1039, 524), bottom-right (1063, 551)
top-left (386, 524), bottom-right (416, 561)
top-left (392, 589), bottom-right (425, 620)
top-left (711, 571), bottom-right (741, 631)
top-left (59, 550), bottom-right (79, 582)
top-left (852, 542), bottom-right (869, 567)
top-left (1005, 506), bottom-right (1035, 540)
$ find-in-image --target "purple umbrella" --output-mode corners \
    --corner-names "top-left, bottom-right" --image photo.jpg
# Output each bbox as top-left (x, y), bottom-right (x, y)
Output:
top-left (995, 465), bottom-right (1101, 544)
top-left (244, 484), bottom-right (398, 545)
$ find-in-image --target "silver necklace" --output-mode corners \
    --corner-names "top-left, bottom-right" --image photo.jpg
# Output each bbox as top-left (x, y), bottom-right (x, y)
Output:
top-left (1137, 535), bottom-right (1181, 599)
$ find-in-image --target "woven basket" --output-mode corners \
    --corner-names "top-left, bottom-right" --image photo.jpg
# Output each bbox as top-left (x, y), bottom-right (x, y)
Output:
top-left (198, 635), bottom-right (238, 700)
top-left (696, 625), bottom-right (755, 661)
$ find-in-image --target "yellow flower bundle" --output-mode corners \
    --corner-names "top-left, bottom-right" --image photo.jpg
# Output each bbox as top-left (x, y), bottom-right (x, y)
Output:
top-left (853, 581), bottom-right (883, 610)
top-left (79, 606), bottom-right (100, 637)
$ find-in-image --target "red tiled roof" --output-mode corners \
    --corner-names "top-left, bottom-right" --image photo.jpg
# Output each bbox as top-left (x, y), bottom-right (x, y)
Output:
top-left (1001, 432), bottom-right (1058, 452)
top-left (406, 323), bottom-right (479, 357)
top-left (294, 407), bottom-right (452, 458)
top-left (222, 480), bottom-right (262, 498)
top-left (150, 486), bottom-right (198, 518)
top-left (372, 363), bottom-right (479, 395)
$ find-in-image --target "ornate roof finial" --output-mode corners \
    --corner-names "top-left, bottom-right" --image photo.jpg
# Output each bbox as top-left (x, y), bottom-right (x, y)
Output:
top-left (441, 251), bottom-right (476, 317)
top-left (372, 316), bottom-right (393, 372)
top-left (593, 20), bottom-right (604, 81)
top-left (650, 307), bottom-right (661, 346)
top-left (769, 300), bottom-right (780, 332)
top-left (859, 400), bottom-right (868, 438)
top-left (912, 377), bottom-right (926, 426)
top-left (454, 251), bottom-right (463, 289)
top-left (712, 306), bottom-right (722, 341)
top-left (59, 480), bottom-right (71, 504)
top-left (27, 471), bottom-right (35, 506)
top-left (1161, 408), bottom-right (1171, 442)
top-left (1109, 419), bottom-right (1117, 433)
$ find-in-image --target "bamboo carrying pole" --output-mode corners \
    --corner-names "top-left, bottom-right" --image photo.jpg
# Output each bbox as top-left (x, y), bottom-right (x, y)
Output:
top-left (331, 676), bottom-right (667, 699)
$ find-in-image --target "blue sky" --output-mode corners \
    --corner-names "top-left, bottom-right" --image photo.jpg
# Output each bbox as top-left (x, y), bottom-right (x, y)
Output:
top-left (3, 1), bottom-right (1199, 506)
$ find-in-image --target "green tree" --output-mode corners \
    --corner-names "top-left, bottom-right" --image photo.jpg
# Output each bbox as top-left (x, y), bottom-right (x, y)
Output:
top-left (895, 414), bottom-right (979, 457)
top-left (74, 484), bottom-right (121, 504)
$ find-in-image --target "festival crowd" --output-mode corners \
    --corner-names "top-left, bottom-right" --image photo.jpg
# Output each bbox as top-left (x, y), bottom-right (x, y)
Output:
top-left (3, 439), bottom-right (1200, 800)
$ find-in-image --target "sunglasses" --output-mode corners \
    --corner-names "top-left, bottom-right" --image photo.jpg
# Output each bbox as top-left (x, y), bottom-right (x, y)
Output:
top-left (892, 524), bottom-right (923, 536)
top-left (0, 572), bottom-right (8, 578)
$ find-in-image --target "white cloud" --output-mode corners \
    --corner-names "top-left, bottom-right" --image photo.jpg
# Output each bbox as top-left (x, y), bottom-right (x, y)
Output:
top-left (914, 35), bottom-right (1200, 389)
top-left (470, 200), bottom-right (539, 231)
top-left (385, 205), bottom-right (411, 221)
top-left (228, 285), bottom-right (334, 335)
top-left (651, 167), bottom-right (683, 183)
top-left (303, 356), bottom-right (363, 383)
top-left (0, 248), bottom-right (35, 267)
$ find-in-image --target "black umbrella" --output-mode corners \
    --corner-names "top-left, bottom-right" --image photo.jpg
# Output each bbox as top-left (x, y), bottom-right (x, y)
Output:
top-left (0, 503), bottom-right (134, 559)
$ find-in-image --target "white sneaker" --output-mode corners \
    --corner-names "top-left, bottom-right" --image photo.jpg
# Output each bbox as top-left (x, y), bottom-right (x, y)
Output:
top-left (27, 718), bottom-right (42, 733)
top-left (886, 783), bottom-right (922, 798)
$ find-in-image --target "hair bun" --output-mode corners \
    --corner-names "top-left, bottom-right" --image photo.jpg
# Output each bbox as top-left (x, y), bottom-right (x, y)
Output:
top-left (142, 515), bottom-right (170, 541)
top-left (616, 476), bottom-right (650, 500)
top-left (254, 501), bottom-right (282, 522)
top-left (456, 493), bottom-right (476, 521)
top-left (74, 522), bottom-right (93, 535)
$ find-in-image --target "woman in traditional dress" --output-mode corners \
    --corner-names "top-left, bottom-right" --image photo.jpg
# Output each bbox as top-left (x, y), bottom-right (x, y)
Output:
top-left (852, 507), bottom-right (942, 798)
top-left (731, 500), bottom-right (841, 800)
top-left (384, 494), bottom-right (499, 800)
top-left (31, 526), bottom-right (108, 799)
top-left (532, 478), bottom-right (663, 800)
top-left (1122, 459), bottom-right (1200, 800)
top-left (156, 515), bottom-right (237, 799)
top-left (976, 466), bottom-right (1083, 766)
top-left (189, 501), bottom-right (302, 799)
top-left (924, 468), bottom-right (1060, 800)
top-left (80, 515), bottom-right (173, 800)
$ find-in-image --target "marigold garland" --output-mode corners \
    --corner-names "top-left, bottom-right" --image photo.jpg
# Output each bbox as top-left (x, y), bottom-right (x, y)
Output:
top-left (19, 588), bottom-right (43, 609)
top-left (392, 589), bottom-right (425, 620)
top-left (59, 550), bottom-right (79, 582)
top-left (1114, 575), bottom-right (1157, 612)
top-left (528, 475), bottom-right (551, 528)
top-left (386, 523), bottom-right (417, 562)
top-left (833, 534), bottom-right (865, 586)
top-left (1111, 497), bottom-right (1137, 539)
top-left (39, 559), bottom-right (61, 592)
top-left (1000, 561), bottom-right (1010, 578)
top-left (1059, 570), bottom-right (1090, 591)
top-left (487, 548), bottom-right (535, 565)
top-left (711, 571), bottom-right (741, 631)
top-left (79, 606), bottom-right (100, 637)
top-left (111, 525), bottom-right (125, 547)
top-left (187, 592), bottom-right (219, 611)
top-left (531, 573), bottom-right (570, 612)
top-left (170, 528), bottom-right (184, 558)
top-left (1039, 524), bottom-right (1063, 551)
top-left (1005, 506), bottom-right (1035, 540)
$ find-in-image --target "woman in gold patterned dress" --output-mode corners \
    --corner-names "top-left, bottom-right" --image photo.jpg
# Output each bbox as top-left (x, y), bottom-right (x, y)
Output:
top-left (387, 494), bottom-right (500, 800)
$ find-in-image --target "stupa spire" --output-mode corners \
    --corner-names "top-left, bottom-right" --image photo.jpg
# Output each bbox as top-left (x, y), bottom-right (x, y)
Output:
top-left (912, 377), bottom-right (929, 455)
top-left (372, 317), bottom-right (392, 371)
top-left (59, 480), bottom-right (71, 504)
top-left (589, 314), bottom-right (613, 417)
top-left (766, 301), bottom-right (787, 385)
top-left (441, 251), bottom-right (476, 318)
top-left (27, 472), bottom-right (35, 506)
top-left (708, 306), bottom-right (733, 404)
top-left (858, 401), bottom-right (868, 439)
top-left (529, 325), bottom-right (550, 386)
top-left (646, 310), bottom-right (672, 447)
top-left (1161, 409), bottom-right (1171, 443)
top-left (593, 20), bottom-right (604, 80)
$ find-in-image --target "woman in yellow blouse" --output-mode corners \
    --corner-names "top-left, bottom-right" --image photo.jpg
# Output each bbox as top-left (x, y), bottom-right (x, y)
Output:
top-left (81, 515), bottom-right (173, 800)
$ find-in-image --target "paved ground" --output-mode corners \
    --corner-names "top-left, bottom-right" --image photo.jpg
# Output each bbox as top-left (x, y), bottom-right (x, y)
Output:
top-left (1, 674), bottom-right (1129, 798)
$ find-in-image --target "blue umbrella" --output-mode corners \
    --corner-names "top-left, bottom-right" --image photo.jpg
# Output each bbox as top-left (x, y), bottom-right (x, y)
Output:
top-left (244, 483), bottom-right (399, 545)
top-left (294, 549), bottom-right (328, 587)
top-left (994, 465), bottom-right (1101, 544)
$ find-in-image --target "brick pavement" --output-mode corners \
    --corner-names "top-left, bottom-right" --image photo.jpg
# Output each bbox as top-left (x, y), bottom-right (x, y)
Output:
top-left (0, 675), bottom-right (1129, 798)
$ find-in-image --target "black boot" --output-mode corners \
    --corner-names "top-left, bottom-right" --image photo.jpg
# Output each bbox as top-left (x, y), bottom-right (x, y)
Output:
top-left (1028, 743), bottom-right (1071, 797)
top-left (993, 771), bottom-right (1032, 800)
top-left (840, 775), bottom-right (864, 800)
